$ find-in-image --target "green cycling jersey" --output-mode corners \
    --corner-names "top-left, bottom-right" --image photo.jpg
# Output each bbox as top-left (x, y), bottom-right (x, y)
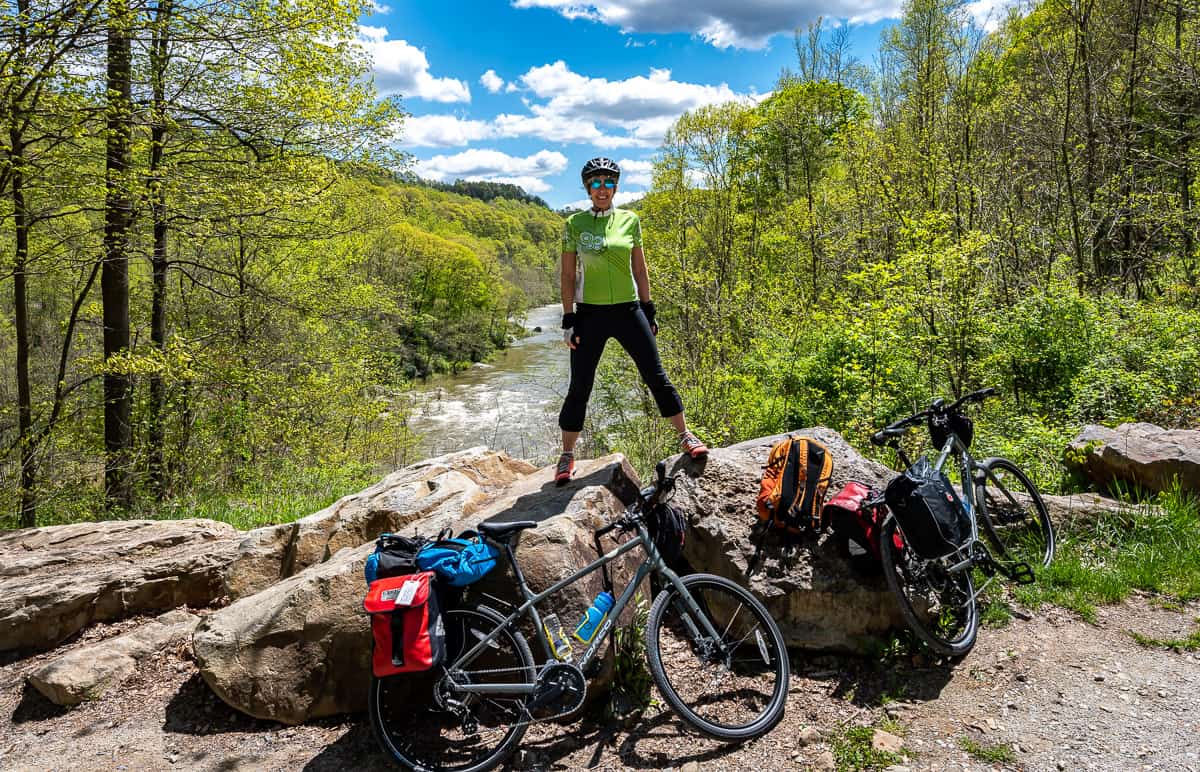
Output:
top-left (562, 207), bottom-right (642, 305)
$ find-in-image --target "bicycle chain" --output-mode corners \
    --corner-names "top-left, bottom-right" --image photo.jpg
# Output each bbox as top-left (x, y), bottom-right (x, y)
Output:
top-left (442, 663), bottom-right (586, 727)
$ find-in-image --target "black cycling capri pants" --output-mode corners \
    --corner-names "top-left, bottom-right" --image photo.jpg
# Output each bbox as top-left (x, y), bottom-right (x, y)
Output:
top-left (558, 302), bottom-right (684, 432)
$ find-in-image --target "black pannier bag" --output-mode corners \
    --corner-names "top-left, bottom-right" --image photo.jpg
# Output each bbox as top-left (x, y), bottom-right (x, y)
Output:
top-left (884, 458), bottom-right (971, 559)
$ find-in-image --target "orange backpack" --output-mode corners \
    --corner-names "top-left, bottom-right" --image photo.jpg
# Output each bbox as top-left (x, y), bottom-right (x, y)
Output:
top-left (755, 435), bottom-right (834, 536)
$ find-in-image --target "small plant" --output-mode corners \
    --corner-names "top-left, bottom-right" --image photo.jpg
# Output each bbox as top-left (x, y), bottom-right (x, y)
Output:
top-left (831, 725), bottom-right (904, 771)
top-left (607, 593), bottom-right (653, 716)
top-left (980, 598), bottom-right (1014, 628)
top-left (1128, 618), bottom-right (1200, 652)
top-left (958, 736), bottom-right (1017, 764)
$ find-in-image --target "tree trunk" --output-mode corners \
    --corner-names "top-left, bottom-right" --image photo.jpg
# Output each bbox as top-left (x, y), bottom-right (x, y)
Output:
top-left (1177, 0), bottom-right (1196, 298)
top-left (103, 0), bottom-right (135, 510)
top-left (12, 134), bottom-right (38, 528)
top-left (147, 0), bottom-right (173, 500)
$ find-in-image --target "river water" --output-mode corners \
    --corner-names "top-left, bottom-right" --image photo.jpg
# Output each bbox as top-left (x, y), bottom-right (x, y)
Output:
top-left (404, 305), bottom-right (569, 464)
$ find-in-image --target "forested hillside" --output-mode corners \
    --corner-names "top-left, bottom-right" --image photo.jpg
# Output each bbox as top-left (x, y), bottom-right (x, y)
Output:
top-left (0, 0), bottom-right (561, 527)
top-left (598, 0), bottom-right (1199, 489)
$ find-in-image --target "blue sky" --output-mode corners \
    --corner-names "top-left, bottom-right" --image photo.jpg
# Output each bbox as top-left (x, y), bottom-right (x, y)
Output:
top-left (358, 1), bottom-right (1013, 209)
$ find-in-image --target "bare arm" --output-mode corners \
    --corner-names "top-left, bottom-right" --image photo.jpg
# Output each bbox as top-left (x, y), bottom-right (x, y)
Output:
top-left (561, 251), bottom-right (577, 313)
top-left (631, 246), bottom-right (651, 303)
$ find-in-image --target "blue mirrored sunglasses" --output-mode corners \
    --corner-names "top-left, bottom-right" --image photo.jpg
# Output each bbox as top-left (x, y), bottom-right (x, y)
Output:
top-left (588, 179), bottom-right (617, 189)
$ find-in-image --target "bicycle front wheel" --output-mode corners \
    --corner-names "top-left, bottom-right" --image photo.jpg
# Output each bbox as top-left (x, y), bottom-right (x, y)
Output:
top-left (879, 517), bottom-right (978, 657)
top-left (976, 457), bottom-right (1055, 569)
top-left (369, 604), bottom-right (534, 772)
top-left (645, 573), bottom-right (789, 741)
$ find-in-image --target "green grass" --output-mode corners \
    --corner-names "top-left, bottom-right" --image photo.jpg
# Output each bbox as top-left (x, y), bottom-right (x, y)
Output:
top-left (980, 597), bottom-right (1014, 628)
top-left (3, 461), bottom-right (379, 531)
top-left (149, 462), bottom-right (377, 530)
top-left (1128, 618), bottom-right (1200, 652)
top-left (1011, 485), bottom-right (1200, 621)
top-left (831, 726), bottom-right (905, 771)
top-left (958, 736), bottom-right (1017, 764)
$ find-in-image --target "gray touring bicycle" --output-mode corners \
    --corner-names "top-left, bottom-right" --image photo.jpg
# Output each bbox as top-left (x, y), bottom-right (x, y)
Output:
top-left (869, 387), bottom-right (1056, 657)
top-left (369, 463), bottom-right (790, 772)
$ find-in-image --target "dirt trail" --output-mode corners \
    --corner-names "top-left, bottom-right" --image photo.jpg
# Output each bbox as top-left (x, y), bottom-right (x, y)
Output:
top-left (2, 595), bottom-right (1197, 771)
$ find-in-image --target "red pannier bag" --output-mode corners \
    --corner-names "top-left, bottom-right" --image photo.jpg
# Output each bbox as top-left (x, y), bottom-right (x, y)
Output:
top-left (363, 571), bottom-right (445, 676)
top-left (824, 481), bottom-right (903, 563)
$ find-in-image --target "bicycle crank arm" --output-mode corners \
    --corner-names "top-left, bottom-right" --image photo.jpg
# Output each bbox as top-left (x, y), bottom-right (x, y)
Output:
top-left (1002, 561), bottom-right (1036, 585)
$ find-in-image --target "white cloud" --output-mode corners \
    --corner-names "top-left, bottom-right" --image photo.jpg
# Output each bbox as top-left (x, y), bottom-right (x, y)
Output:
top-left (401, 63), bottom-right (757, 151)
top-left (480, 69), bottom-right (505, 93)
top-left (358, 27), bottom-right (470, 103)
top-left (414, 149), bottom-right (569, 193)
top-left (616, 158), bottom-right (654, 187)
top-left (511, 0), bottom-right (903, 49)
top-left (366, 0), bottom-right (391, 13)
top-left (401, 114), bottom-right (494, 147)
top-left (962, 0), bottom-right (1020, 31)
top-left (516, 61), bottom-right (757, 147)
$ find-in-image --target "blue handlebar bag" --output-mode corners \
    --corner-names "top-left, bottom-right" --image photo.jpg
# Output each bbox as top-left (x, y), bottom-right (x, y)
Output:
top-left (416, 529), bottom-right (500, 586)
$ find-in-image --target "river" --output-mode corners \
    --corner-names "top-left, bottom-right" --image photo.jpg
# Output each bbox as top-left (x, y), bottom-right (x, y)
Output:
top-left (404, 305), bottom-right (569, 464)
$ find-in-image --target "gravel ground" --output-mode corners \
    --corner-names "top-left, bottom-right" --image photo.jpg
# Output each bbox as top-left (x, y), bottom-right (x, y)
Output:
top-left (2, 594), bottom-right (1197, 772)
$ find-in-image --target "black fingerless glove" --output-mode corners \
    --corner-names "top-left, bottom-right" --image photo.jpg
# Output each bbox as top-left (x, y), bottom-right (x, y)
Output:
top-left (562, 312), bottom-right (576, 329)
top-left (639, 301), bottom-right (656, 328)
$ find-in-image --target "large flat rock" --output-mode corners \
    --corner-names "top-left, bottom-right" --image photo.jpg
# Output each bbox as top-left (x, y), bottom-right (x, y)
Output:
top-left (193, 453), bottom-right (641, 723)
top-left (667, 427), bottom-right (908, 653)
top-left (1067, 423), bottom-right (1200, 494)
top-left (223, 447), bottom-right (537, 599)
top-left (0, 519), bottom-right (238, 652)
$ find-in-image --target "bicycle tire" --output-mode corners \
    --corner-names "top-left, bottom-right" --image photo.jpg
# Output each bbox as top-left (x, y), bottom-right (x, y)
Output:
top-left (645, 573), bottom-right (789, 741)
top-left (369, 603), bottom-right (534, 772)
top-left (975, 457), bottom-right (1055, 569)
top-left (879, 516), bottom-right (978, 657)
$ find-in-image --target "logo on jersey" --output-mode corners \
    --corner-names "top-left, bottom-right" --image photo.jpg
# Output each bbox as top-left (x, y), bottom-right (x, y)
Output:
top-left (578, 231), bottom-right (607, 253)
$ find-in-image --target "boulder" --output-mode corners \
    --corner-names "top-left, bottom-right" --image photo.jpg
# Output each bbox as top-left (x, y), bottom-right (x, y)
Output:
top-left (1066, 423), bottom-right (1200, 494)
top-left (1040, 491), bottom-right (1140, 530)
top-left (27, 608), bottom-right (200, 706)
top-left (0, 519), bottom-right (237, 652)
top-left (667, 427), bottom-right (908, 653)
top-left (193, 454), bottom-right (641, 723)
top-left (223, 447), bottom-right (537, 599)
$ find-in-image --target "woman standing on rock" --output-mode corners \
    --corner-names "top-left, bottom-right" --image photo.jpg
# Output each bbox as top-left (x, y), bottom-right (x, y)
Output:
top-left (555, 157), bottom-right (707, 484)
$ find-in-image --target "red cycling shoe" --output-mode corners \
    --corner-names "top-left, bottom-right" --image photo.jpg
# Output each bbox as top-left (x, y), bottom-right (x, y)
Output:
top-left (679, 431), bottom-right (709, 459)
top-left (554, 452), bottom-right (575, 485)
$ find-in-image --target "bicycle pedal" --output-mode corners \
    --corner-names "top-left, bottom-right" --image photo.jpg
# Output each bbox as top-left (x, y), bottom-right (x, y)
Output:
top-left (1010, 562), bottom-right (1036, 585)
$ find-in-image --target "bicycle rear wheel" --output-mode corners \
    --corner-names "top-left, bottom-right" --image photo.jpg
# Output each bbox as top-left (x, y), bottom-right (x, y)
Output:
top-left (976, 457), bottom-right (1055, 569)
top-left (369, 604), bottom-right (534, 772)
top-left (645, 573), bottom-right (789, 741)
top-left (879, 517), bottom-right (978, 657)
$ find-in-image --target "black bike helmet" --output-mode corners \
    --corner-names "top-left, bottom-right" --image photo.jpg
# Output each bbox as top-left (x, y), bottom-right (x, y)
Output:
top-left (580, 157), bottom-right (620, 183)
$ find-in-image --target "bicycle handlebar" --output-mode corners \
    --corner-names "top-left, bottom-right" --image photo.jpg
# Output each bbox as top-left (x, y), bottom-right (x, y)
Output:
top-left (597, 460), bottom-right (677, 537)
top-left (870, 387), bottom-right (998, 446)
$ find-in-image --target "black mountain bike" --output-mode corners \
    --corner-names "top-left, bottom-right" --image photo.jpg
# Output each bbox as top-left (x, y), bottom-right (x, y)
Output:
top-left (869, 387), bottom-right (1055, 656)
top-left (369, 463), bottom-right (789, 772)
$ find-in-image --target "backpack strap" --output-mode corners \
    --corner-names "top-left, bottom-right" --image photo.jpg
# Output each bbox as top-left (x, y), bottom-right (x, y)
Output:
top-left (805, 441), bottom-right (833, 530)
top-left (778, 437), bottom-right (802, 533)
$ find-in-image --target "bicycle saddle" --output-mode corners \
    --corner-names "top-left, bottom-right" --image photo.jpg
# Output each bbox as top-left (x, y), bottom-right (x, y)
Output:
top-left (478, 520), bottom-right (538, 540)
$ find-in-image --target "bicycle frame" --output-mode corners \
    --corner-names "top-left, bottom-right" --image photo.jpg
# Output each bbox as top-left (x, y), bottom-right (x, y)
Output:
top-left (443, 518), bottom-right (722, 697)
